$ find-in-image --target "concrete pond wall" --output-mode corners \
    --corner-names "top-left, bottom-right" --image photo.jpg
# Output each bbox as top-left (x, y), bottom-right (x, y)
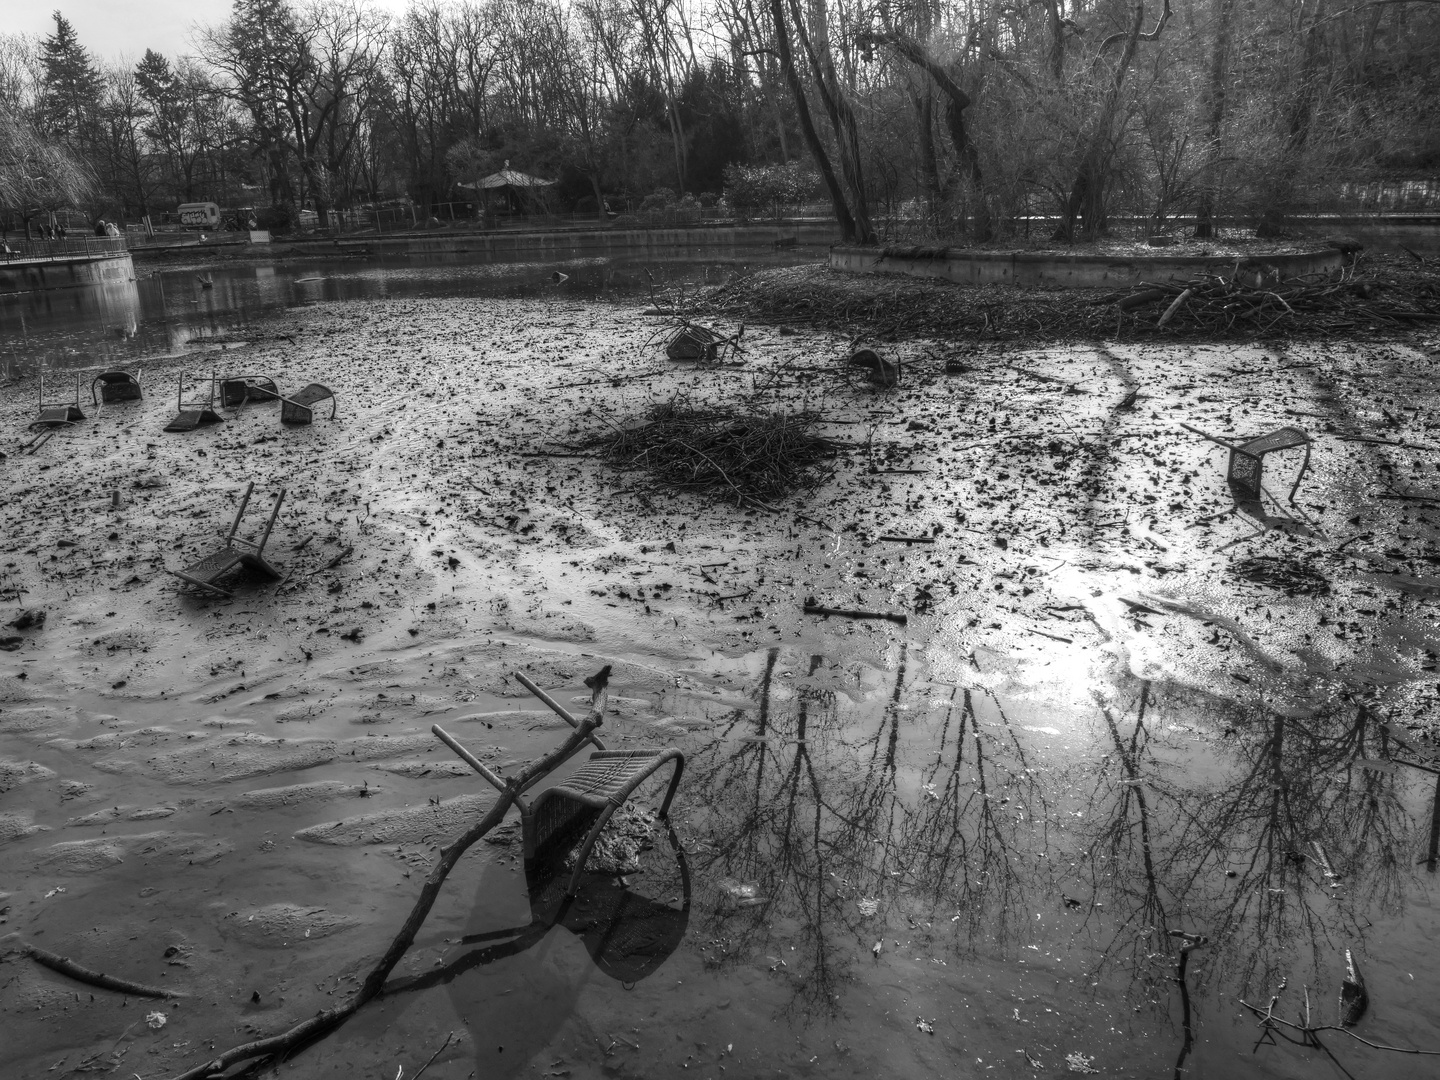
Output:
top-left (331, 220), bottom-right (839, 259)
top-left (829, 244), bottom-right (1347, 289)
top-left (0, 252), bottom-right (136, 295)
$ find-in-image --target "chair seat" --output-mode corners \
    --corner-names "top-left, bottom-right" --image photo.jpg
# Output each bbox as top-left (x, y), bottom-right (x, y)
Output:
top-left (545, 749), bottom-right (676, 808)
top-left (35, 405), bottom-right (82, 426)
top-left (289, 383), bottom-right (332, 407)
top-left (182, 547), bottom-right (246, 581)
top-left (281, 383), bottom-right (336, 424)
top-left (1236, 427), bottom-right (1309, 456)
top-left (94, 373), bottom-right (142, 403)
top-left (164, 408), bottom-right (222, 433)
top-left (221, 376), bottom-right (279, 407)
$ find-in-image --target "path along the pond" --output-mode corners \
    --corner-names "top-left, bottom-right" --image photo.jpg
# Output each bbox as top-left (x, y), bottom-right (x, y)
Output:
top-left (2, 293), bottom-right (1440, 1080)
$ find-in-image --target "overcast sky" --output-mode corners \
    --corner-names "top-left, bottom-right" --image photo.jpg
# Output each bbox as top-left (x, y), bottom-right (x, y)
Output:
top-left (17, 0), bottom-right (411, 66)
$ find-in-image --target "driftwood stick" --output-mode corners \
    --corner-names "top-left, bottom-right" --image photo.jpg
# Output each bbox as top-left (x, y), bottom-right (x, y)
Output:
top-left (167, 686), bottom-right (609, 1080)
top-left (803, 603), bottom-right (908, 626)
top-left (2, 936), bottom-right (180, 999)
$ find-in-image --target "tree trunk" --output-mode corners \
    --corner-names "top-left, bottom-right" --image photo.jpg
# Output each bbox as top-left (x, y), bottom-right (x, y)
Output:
top-left (865, 30), bottom-right (990, 240)
top-left (1193, 0), bottom-right (1237, 238)
top-left (766, 0), bottom-right (858, 241)
top-left (912, 85), bottom-right (940, 215)
top-left (1044, 0), bottom-right (1065, 81)
top-left (1255, 0), bottom-right (1328, 238)
top-left (1058, 1), bottom-right (1155, 242)
top-left (792, 0), bottom-right (874, 244)
top-left (590, 171), bottom-right (606, 220)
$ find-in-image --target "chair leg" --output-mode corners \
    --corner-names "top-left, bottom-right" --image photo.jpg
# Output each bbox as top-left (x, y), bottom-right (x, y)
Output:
top-left (227, 482), bottom-right (254, 544)
top-left (1287, 444), bottom-right (1312, 505)
top-left (566, 803), bottom-right (621, 897)
top-left (658, 757), bottom-right (685, 820)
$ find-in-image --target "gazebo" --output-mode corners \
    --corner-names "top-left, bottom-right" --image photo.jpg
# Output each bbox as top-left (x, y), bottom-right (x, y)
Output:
top-left (459, 162), bottom-right (556, 216)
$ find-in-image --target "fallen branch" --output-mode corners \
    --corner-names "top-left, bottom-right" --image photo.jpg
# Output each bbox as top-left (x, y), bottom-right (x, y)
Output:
top-left (166, 685), bottom-right (609, 1080)
top-left (803, 603), bottom-right (908, 626)
top-left (2, 936), bottom-right (180, 999)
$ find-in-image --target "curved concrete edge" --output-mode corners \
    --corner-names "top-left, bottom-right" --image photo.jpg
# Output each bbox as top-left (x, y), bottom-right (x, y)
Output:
top-left (328, 222), bottom-right (839, 257)
top-left (0, 252), bottom-right (136, 294)
top-left (829, 244), bottom-right (1346, 289)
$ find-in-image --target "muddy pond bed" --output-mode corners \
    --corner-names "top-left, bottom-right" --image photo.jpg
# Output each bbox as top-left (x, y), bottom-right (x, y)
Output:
top-left (3, 265), bottom-right (1440, 1080)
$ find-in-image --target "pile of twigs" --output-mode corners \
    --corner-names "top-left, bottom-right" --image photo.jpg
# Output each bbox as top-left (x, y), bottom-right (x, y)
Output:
top-left (1114, 267), bottom-right (1440, 334)
top-left (592, 403), bottom-right (835, 507)
top-left (701, 254), bottom-right (1439, 341)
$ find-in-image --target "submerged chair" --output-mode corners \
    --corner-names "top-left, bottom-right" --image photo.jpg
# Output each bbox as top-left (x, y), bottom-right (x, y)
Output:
top-left (433, 671), bottom-right (684, 898)
top-left (665, 324), bottom-right (719, 362)
top-left (163, 371), bottom-right (224, 432)
top-left (91, 369), bottom-right (143, 405)
top-left (280, 383), bottom-right (336, 425)
top-left (1226, 426), bottom-right (1312, 503)
top-left (32, 373), bottom-right (85, 428)
top-left (219, 374), bottom-right (280, 408)
top-left (169, 482), bottom-right (286, 597)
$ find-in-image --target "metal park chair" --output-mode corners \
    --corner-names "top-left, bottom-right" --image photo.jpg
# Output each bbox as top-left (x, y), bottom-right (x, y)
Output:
top-left (433, 671), bottom-right (684, 898)
top-left (219, 374), bottom-right (280, 408)
top-left (1182, 423), bottom-right (1313, 504)
top-left (163, 371), bottom-right (224, 433)
top-left (32, 373), bottom-right (85, 428)
top-left (169, 482), bottom-right (286, 597)
top-left (381, 816), bottom-right (691, 995)
top-left (280, 383), bottom-right (337, 425)
top-left (1226, 427), bottom-right (1312, 503)
top-left (90, 369), bottom-right (143, 405)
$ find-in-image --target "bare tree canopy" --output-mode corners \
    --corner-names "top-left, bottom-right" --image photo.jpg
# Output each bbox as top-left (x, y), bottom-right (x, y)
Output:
top-left (0, 0), bottom-right (1434, 239)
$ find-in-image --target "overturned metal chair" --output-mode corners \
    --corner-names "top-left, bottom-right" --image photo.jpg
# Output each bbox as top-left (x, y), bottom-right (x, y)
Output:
top-left (163, 371), bottom-right (224, 433)
top-left (665, 324), bottom-right (720, 362)
top-left (32, 373), bottom-right (85, 428)
top-left (1226, 426), bottom-right (1312, 503)
top-left (219, 374), bottom-right (280, 408)
top-left (91, 369), bottom-right (143, 405)
top-left (168, 482), bottom-right (286, 597)
top-left (433, 671), bottom-right (684, 898)
top-left (280, 382), bottom-right (336, 425)
top-left (382, 819), bottom-right (691, 996)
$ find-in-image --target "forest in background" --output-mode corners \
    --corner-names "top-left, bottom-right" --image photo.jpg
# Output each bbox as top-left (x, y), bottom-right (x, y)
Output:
top-left (1, 0), bottom-right (1437, 243)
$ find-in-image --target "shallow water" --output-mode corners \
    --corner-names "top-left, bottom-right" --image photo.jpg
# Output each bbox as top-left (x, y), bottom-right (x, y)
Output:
top-left (2, 285), bottom-right (1439, 1080)
top-left (0, 246), bottom-right (813, 380)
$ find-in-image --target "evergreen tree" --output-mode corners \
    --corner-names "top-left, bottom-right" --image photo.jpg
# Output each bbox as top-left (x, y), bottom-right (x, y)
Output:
top-left (37, 11), bottom-right (101, 146)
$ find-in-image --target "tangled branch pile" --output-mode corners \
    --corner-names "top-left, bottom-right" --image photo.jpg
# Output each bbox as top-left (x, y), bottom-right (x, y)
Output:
top-left (703, 254), bottom-right (1439, 341)
top-left (1116, 265), bottom-right (1440, 334)
top-left (593, 404), bottom-right (836, 506)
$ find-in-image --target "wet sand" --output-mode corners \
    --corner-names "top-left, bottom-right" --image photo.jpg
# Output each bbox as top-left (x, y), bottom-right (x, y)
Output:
top-left (3, 287), bottom-right (1440, 1079)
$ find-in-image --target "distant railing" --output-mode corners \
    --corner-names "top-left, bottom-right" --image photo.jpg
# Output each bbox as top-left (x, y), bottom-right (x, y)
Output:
top-left (0, 235), bottom-right (129, 261)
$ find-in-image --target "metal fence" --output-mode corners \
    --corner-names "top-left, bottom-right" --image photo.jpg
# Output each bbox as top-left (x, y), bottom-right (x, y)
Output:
top-left (0, 235), bottom-right (129, 261)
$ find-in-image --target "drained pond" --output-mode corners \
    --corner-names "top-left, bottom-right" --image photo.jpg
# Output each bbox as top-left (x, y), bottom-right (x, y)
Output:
top-left (3, 257), bottom-right (1440, 1080)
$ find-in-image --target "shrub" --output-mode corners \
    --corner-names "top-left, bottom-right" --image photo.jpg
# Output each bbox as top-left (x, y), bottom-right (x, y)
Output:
top-left (722, 162), bottom-right (818, 217)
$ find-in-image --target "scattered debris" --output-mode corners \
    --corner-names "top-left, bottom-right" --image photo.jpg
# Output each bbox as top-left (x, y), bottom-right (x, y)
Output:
top-left (803, 601), bottom-right (907, 626)
top-left (1232, 556), bottom-right (1330, 596)
top-left (591, 404), bottom-right (835, 506)
top-left (847, 348), bottom-right (899, 388)
top-left (1340, 949), bottom-right (1368, 1027)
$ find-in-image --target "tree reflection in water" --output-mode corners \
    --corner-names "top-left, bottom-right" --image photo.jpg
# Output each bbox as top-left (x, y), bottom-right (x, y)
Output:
top-left (1081, 676), bottom-right (1424, 1011)
top-left (685, 644), bottom-right (1048, 1017)
top-left (680, 643), bottom-right (1436, 1060)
